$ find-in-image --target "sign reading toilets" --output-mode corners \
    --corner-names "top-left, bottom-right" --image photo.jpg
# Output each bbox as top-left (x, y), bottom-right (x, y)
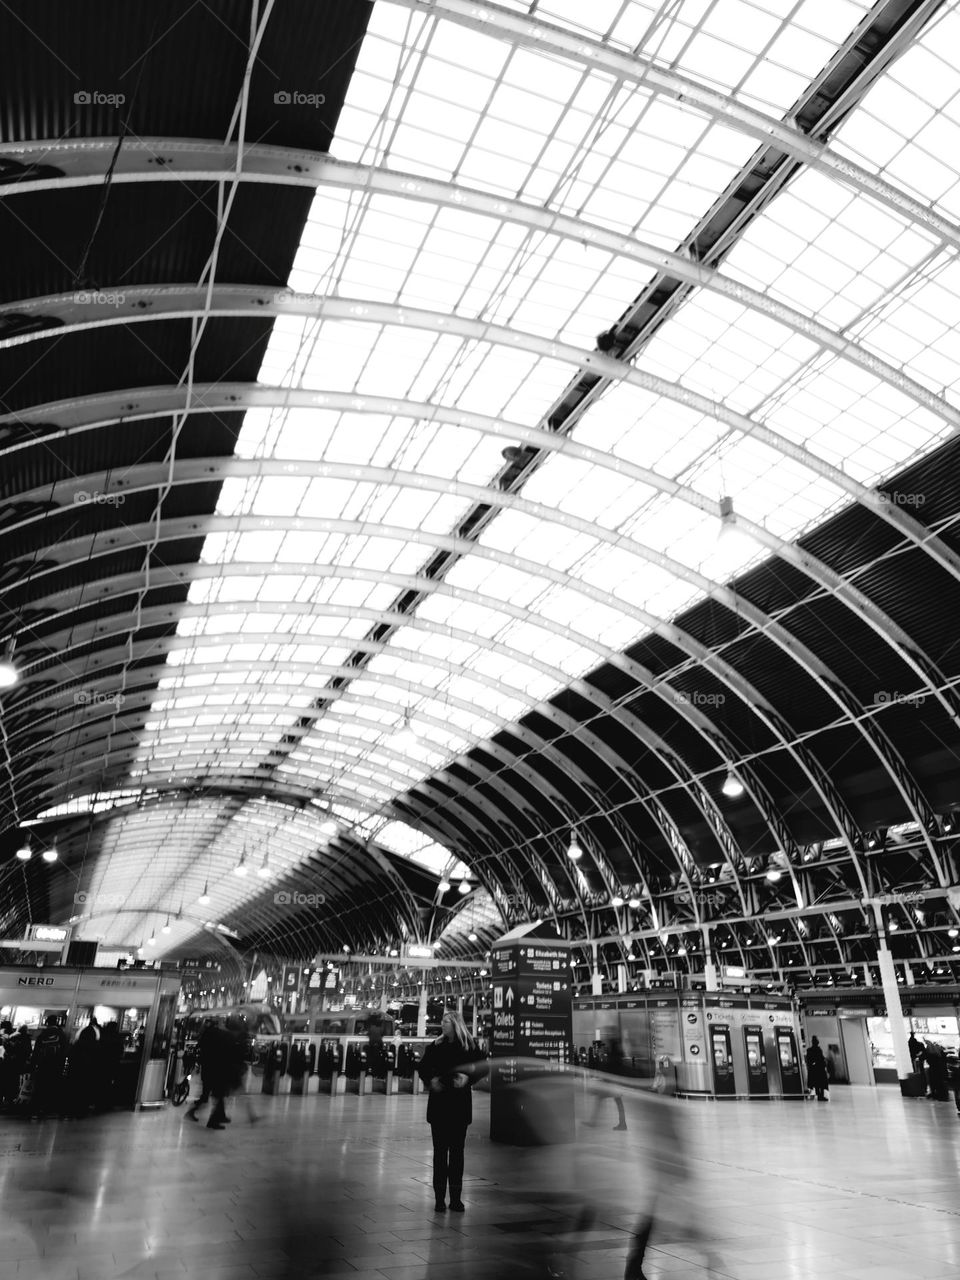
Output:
top-left (490, 939), bottom-right (572, 1064)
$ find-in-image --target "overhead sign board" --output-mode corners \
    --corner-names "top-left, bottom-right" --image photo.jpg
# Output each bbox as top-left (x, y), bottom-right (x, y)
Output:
top-left (406, 944), bottom-right (434, 960)
top-left (26, 924), bottom-right (69, 943)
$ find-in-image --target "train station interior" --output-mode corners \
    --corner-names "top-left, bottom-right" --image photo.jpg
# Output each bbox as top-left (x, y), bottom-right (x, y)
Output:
top-left (2, 1), bottom-right (960, 1277)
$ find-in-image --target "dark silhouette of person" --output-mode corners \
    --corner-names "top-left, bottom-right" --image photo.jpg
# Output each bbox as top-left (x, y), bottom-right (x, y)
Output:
top-left (923, 1041), bottom-right (949, 1101)
top-left (30, 1016), bottom-right (69, 1118)
top-left (805, 1035), bottom-right (829, 1101)
top-left (97, 1021), bottom-right (123, 1110)
top-left (416, 1011), bottom-right (485, 1212)
top-left (185, 1018), bottom-right (217, 1122)
top-left (69, 1017), bottom-right (100, 1116)
top-left (0, 1021), bottom-right (16, 1106)
top-left (908, 1031), bottom-right (924, 1069)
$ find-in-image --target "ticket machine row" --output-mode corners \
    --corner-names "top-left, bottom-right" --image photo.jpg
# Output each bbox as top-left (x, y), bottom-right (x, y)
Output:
top-left (246, 1035), bottom-right (434, 1096)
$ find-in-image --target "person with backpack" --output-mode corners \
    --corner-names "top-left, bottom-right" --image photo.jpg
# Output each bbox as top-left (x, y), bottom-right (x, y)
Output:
top-left (30, 1016), bottom-right (69, 1119)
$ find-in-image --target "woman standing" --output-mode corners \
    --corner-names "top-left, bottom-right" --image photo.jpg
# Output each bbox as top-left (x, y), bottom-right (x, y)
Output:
top-left (805, 1035), bottom-right (829, 1101)
top-left (417, 1011), bottom-right (485, 1213)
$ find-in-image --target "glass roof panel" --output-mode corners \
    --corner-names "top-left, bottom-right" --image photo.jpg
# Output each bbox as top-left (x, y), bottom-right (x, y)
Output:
top-left (78, 0), bottom-right (960, 949)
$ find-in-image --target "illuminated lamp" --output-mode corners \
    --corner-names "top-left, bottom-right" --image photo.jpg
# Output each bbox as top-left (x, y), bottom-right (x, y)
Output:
top-left (233, 851), bottom-right (248, 877)
top-left (0, 640), bottom-right (18, 689)
top-left (15, 840), bottom-right (32, 861)
top-left (42, 844), bottom-right (58, 863)
top-left (198, 881), bottom-right (211, 905)
top-left (721, 772), bottom-right (744, 799)
top-left (567, 834), bottom-right (583, 862)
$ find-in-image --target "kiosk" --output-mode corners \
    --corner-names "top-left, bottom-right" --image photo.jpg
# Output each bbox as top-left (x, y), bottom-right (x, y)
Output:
top-left (0, 963), bottom-right (183, 1109)
top-left (573, 989), bottom-right (805, 1099)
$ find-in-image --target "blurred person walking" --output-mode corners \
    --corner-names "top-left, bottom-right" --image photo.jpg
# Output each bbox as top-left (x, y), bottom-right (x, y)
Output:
top-left (417, 1011), bottom-right (485, 1212)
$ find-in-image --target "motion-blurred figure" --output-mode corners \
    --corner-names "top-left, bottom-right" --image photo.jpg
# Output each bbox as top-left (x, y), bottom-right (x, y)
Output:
top-left (493, 1064), bottom-right (721, 1280)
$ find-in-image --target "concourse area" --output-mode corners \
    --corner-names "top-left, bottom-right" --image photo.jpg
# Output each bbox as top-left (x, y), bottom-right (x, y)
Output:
top-left (1, 1087), bottom-right (959, 1280)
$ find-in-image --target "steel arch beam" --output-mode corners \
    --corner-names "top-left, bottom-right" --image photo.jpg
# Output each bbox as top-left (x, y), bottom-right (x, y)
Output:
top-left (6, 551), bottom-right (867, 885)
top-left (16, 499), bottom-right (942, 857)
top-left (0, 45), bottom-right (954, 246)
top-left (5, 380), bottom-right (955, 729)
top-left (9, 466), bottom-right (944, 877)
top-left (19, 609), bottom-right (757, 905)
top-left (382, 0), bottom-right (958, 249)
top-left (4, 262), bottom-right (958, 449)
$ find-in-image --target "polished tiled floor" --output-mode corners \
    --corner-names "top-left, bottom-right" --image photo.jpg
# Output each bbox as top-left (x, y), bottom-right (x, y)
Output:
top-left (1, 1084), bottom-right (958, 1280)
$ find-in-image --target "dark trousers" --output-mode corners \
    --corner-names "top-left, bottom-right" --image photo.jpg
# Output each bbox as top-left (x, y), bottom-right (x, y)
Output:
top-left (624, 1216), bottom-right (652, 1280)
top-left (431, 1123), bottom-right (467, 1202)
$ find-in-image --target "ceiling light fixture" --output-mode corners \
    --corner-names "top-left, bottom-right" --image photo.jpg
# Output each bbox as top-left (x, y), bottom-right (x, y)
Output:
top-left (0, 639), bottom-right (19, 689)
top-left (15, 839), bottom-right (32, 861)
top-left (437, 878), bottom-right (451, 893)
top-left (257, 852), bottom-right (271, 879)
top-left (567, 834), bottom-right (583, 862)
top-left (147, 935), bottom-right (156, 946)
top-left (234, 850), bottom-right (248, 877)
top-left (42, 844), bottom-right (58, 863)
top-left (198, 881), bottom-right (211, 905)
top-left (394, 709), bottom-right (417, 750)
top-left (721, 771), bottom-right (744, 799)
top-left (468, 932), bottom-right (478, 942)
top-left (458, 878), bottom-right (471, 896)
top-left (162, 918), bottom-right (171, 935)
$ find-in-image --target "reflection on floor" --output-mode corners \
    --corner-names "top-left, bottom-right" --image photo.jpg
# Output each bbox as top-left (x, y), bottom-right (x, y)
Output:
top-left (0, 1084), bottom-right (958, 1280)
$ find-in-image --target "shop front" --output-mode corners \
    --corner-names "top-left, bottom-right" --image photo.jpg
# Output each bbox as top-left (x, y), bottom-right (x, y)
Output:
top-left (0, 964), bottom-right (183, 1109)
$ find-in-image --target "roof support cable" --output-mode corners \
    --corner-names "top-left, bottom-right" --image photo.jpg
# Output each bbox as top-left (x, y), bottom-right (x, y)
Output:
top-left (89, 0), bottom-right (276, 834)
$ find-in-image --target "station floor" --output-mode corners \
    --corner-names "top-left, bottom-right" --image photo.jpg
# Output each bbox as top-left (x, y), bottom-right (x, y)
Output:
top-left (0, 1084), bottom-right (958, 1280)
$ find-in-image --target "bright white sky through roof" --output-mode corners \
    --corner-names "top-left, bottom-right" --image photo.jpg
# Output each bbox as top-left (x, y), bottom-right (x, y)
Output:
top-left (111, 0), bottom-right (960, 948)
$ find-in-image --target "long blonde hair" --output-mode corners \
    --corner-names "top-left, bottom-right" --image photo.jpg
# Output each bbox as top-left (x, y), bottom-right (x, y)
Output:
top-left (437, 1009), bottom-right (476, 1051)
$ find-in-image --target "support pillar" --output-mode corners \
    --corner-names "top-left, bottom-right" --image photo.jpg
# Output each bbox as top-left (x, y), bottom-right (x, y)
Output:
top-left (416, 982), bottom-right (428, 1037)
top-left (871, 905), bottom-right (912, 1086)
top-left (617, 963), bottom-right (627, 993)
top-left (702, 926), bottom-right (718, 992)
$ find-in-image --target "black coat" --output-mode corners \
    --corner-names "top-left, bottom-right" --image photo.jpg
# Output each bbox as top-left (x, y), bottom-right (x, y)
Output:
top-left (805, 1043), bottom-right (829, 1090)
top-left (417, 1037), bottom-right (485, 1129)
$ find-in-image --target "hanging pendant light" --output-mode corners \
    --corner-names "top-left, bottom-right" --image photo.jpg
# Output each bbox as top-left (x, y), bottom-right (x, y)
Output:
top-left (721, 771), bottom-right (744, 798)
top-left (234, 849), bottom-right (248, 877)
top-left (15, 839), bottom-right (32, 861)
top-left (198, 881), bottom-right (211, 905)
top-left (0, 639), bottom-right (19, 689)
top-left (42, 843), bottom-right (58, 863)
top-left (567, 833), bottom-right (583, 862)
top-left (257, 851), bottom-right (271, 878)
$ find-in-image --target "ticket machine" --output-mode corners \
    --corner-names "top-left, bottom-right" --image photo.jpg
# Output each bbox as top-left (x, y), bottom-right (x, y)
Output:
top-left (743, 1024), bottom-right (769, 1096)
top-left (775, 1026), bottom-right (804, 1096)
top-left (710, 1023), bottom-right (736, 1096)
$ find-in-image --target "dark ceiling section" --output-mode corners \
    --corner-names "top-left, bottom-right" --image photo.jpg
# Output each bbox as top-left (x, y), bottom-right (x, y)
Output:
top-left (0, 1), bottom-right (374, 844)
top-left (401, 418), bottom-right (960, 972)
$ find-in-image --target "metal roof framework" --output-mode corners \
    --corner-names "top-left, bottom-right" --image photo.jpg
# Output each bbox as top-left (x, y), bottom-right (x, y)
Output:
top-left (2, 0), bottom-right (960, 991)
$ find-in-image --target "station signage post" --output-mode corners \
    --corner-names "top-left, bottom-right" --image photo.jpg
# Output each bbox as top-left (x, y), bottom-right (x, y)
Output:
top-left (489, 928), bottom-right (575, 1145)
